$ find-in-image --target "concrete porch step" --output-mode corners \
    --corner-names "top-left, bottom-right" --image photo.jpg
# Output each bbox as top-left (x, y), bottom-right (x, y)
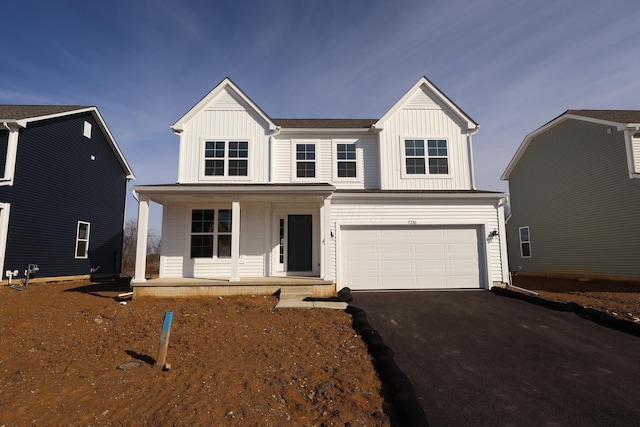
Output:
top-left (276, 287), bottom-right (348, 310)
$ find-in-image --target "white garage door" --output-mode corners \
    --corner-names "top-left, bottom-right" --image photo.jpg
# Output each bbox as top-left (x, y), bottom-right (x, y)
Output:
top-left (342, 226), bottom-right (483, 290)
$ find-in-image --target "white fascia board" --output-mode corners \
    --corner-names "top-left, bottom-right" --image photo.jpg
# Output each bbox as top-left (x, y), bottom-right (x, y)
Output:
top-left (374, 76), bottom-right (479, 132)
top-left (331, 191), bottom-right (505, 202)
top-left (89, 108), bottom-right (136, 180)
top-left (171, 77), bottom-right (277, 133)
top-left (133, 184), bottom-right (336, 198)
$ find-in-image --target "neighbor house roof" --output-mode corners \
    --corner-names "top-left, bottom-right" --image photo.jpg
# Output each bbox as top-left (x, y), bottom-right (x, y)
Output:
top-left (566, 110), bottom-right (640, 124)
top-left (0, 104), bottom-right (135, 180)
top-left (0, 105), bottom-right (90, 121)
top-left (502, 109), bottom-right (640, 180)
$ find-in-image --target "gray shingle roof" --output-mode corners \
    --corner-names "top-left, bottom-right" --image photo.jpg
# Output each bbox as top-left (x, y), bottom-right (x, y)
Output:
top-left (0, 105), bottom-right (90, 120)
top-left (272, 118), bottom-right (377, 128)
top-left (567, 110), bottom-right (640, 124)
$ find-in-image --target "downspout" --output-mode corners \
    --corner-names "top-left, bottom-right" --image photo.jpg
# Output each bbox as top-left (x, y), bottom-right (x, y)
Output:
top-left (467, 129), bottom-right (478, 190)
top-left (268, 126), bottom-right (281, 183)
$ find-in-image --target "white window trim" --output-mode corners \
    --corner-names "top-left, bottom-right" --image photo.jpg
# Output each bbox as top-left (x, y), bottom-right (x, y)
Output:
top-left (519, 226), bottom-right (532, 258)
top-left (199, 138), bottom-right (252, 181)
top-left (0, 202), bottom-right (11, 274)
top-left (186, 206), bottom-right (234, 260)
top-left (332, 139), bottom-right (362, 182)
top-left (291, 140), bottom-right (320, 182)
top-left (75, 221), bottom-right (90, 259)
top-left (0, 126), bottom-right (20, 186)
top-left (83, 121), bottom-right (92, 139)
top-left (399, 136), bottom-right (452, 179)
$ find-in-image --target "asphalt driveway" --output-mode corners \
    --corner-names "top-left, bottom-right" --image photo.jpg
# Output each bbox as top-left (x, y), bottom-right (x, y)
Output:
top-left (351, 290), bottom-right (640, 427)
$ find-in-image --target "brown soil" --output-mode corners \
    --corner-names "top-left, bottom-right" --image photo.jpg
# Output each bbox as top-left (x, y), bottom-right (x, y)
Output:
top-left (512, 275), bottom-right (640, 323)
top-left (0, 280), bottom-right (390, 426)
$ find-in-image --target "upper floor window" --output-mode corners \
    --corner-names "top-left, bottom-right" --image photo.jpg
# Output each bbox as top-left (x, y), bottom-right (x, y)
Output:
top-left (190, 209), bottom-right (232, 258)
top-left (204, 140), bottom-right (248, 177)
top-left (519, 226), bottom-right (531, 258)
top-left (404, 139), bottom-right (449, 175)
top-left (336, 143), bottom-right (357, 178)
top-left (296, 143), bottom-right (316, 178)
top-left (83, 121), bottom-right (92, 139)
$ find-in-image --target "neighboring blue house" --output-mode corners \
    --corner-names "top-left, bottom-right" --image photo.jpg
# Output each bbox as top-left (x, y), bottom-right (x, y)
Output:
top-left (0, 106), bottom-right (135, 282)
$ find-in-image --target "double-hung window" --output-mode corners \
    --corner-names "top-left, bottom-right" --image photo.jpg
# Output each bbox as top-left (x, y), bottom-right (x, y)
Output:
top-left (75, 221), bottom-right (90, 259)
top-left (405, 140), bottom-right (425, 174)
top-left (427, 139), bottom-right (448, 174)
top-left (336, 143), bottom-right (357, 178)
top-left (519, 226), bottom-right (531, 258)
top-left (404, 139), bottom-right (449, 175)
top-left (204, 140), bottom-right (248, 177)
top-left (190, 209), bottom-right (232, 258)
top-left (296, 144), bottom-right (316, 178)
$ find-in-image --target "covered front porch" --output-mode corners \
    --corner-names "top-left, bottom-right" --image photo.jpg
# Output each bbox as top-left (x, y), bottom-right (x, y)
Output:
top-left (131, 183), bottom-right (337, 294)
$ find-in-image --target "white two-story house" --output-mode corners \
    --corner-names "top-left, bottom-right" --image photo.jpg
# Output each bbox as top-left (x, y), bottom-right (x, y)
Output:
top-left (132, 77), bottom-right (508, 295)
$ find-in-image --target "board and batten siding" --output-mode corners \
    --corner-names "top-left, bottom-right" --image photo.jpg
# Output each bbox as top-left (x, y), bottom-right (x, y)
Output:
top-left (507, 120), bottom-right (640, 279)
top-left (272, 134), bottom-right (380, 189)
top-left (160, 202), bottom-right (267, 278)
top-left (378, 87), bottom-right (472, 190)
top-left (330, 197), bottom-right (506, 286)
top-left (177, 87), bottom-right (271, 184)
top-left (158, 204), bottom-right (185, 278)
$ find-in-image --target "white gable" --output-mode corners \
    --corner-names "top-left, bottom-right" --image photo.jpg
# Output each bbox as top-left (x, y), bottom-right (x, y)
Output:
top-left (207, 87), bottom-right (247, 111)
top-left (404, 86), bottom-right (441, 110)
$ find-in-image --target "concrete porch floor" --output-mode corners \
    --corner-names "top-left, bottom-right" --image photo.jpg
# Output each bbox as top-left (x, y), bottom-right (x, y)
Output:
top-left (131, 276), bottom-right (336, 299)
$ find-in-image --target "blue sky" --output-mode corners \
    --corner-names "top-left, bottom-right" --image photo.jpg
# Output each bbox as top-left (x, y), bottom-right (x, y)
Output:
top-left (2, 0), bottom-right (639, 233)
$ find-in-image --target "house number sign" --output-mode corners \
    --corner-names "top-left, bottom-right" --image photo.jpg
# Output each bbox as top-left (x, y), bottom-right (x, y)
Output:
top-left (408, 220), bottom-right (417, 225)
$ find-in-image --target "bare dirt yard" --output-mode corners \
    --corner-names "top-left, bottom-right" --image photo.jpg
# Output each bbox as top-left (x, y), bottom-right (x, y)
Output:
top-left (511, 275), bottom-right (640, 324)
top-left (0, 280), bottom-right (390, 426)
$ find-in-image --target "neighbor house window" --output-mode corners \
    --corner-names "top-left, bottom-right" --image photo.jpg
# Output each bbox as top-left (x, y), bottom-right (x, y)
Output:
top-left (404, 139), bottom-right (449, 175)
top-left (336, 143), bottom-right (357, 178)
top-left (204, 140), bottom-right (248, 177)
top-left (519, 226), bottom-right (531, 258)
top-left (296, 144), bottom-right (316, 178)
top-left (190, 209), bottom-right (232, 258)
top-left (83, 121), bottom-right (92, 139)
top-left (75, 221), bottom-right (90, 258)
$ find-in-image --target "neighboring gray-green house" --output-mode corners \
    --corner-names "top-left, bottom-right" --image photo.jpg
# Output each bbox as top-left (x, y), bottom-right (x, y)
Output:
top-left (501, 110), bottom-right (640, 281)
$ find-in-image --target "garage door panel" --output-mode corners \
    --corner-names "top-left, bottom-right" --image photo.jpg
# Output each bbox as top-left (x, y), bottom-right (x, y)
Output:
top-left (343, 226), bottom-right (483, 290)
top-left (415, 243), bottom-right (446, 254)
top-left (380, 243), bottom-right (412, 254)
top-left (347, 260), bottom-right (379, 271)
top-left (382, 276), bottom-right (414, 287)
top-left (415, 260), bottom-right (446, 270)
top-left (346, 243), bottom-right (378, 255)
top-left (381, 259), bottom-right (413, 270)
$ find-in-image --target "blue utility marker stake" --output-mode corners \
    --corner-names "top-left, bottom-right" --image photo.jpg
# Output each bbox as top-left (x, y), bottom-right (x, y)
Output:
top-left (157, 310), bottom-right (174, 370)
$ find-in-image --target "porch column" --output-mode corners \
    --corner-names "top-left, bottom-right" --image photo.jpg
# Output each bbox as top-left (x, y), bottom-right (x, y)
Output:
top-left (132, 196), bottom-right (149, 283)
top-left (320, 196), bottom-right (333, 281)
top-left (230, 197), bottom-right (241, 282)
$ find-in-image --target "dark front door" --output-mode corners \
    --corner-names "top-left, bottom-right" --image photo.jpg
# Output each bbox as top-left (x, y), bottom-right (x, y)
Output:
top-left (287, 215), bottom-right (312, 271)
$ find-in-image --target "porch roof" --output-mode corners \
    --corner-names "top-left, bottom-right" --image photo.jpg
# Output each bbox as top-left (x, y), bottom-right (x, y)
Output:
top-left (133, 183), bottom-right (336, 204)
